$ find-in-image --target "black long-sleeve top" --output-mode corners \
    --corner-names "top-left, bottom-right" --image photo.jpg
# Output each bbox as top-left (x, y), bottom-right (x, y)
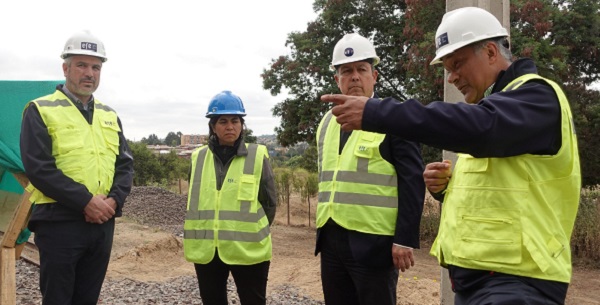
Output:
top-left (20, 85), bottom-right (134, 225)
top-left (363, 58), bottom-right (561, 159)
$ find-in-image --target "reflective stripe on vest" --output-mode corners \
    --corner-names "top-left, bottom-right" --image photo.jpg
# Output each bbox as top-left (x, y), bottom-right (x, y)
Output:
top-left (183, 144), bottom-right (272, 265)
top-left (430, 74), bottom-right (581, 283)
top-left (316, 111), bottom-right (398, 235)
top-left (24, 90), bottom-right (120, 204)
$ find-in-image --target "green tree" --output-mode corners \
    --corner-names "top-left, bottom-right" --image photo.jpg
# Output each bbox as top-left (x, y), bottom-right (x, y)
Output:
top-left (141, 133), bottom-right (162, 145)
top-left (263, 0), bottom-right (600, 185)
top-left (129, 141), bottom-right (163, 185)
top-left (549, 0), bottom-right (600, 186)
top-left (164, 131), bottom-right (181, 147)
top-left (285, 155), bottom-right (304, 169)
top-left (568, 85), bottom-right (600, 186)
top-left (292, 169), bottom-right (319, 227)
top-left (273, 167), bottom-right (293, 225)
top-left (262, 0), bottom-right (412, 147)
top-left (298, 145), bottom-right (319, 173)
top-left (243, 128), bottom-right (257, 144)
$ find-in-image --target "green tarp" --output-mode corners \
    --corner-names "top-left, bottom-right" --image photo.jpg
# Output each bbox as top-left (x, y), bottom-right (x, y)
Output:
top-left (0, 81), bottom-right (61, 194)
top-left (0, 80), bottom-right (61, 232)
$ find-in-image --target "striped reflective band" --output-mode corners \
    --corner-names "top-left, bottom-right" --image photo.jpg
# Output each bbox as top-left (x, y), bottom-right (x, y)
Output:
top-left (36, 99), bottom-right (73, 107)
top-left (503, 80), bottom-right (524, 92)
top-left (95, 103), bottom-right (115, 112)
top-left (317, 112), bottom-right (334, 174)
top-left (318, 191), bottom-right (397, 208)
top-left (320, 157), bottom-right (397, 187)
top-left (186, 201), bottom-right (266, 222)
top-left (36, 99), bottom-right (115, 113)
top-left (184, 224), bottom-right (270, 242)
top-left (244, 144), bottom-right (258, 174)
top-left (188, 148), bottom-right (209, 213)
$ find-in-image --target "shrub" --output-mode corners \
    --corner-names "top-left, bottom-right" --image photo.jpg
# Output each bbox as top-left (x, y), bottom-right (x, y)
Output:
top-left (571, 186), bottom-right (600, 264)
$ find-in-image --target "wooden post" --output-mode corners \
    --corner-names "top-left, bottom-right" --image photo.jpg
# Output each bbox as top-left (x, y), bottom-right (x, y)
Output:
top-left (1, 191), bottom-right (33, 258)
top-left (0, 247), bottom-right (16, 305)
top-left (0, 172), bottom-right (32, 305)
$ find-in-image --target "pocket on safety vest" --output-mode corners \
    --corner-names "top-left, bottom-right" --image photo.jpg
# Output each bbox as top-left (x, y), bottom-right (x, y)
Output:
top-left (353, 132), bottom-right (384, 159)
top-left (237, 174), bottom-right (257, 202)
top-left (453, 207), bottom-right (522, 265)
top-left (522, 233), bottom-right (567, 273)
top-left (50, 125), bottom-right (84, 154)
top-left (100, 121), bottom-right (121, 155)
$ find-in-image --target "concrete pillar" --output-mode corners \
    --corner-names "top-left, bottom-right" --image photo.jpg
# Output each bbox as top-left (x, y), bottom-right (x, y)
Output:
top-left (439, 1), bottom-right (510, 304)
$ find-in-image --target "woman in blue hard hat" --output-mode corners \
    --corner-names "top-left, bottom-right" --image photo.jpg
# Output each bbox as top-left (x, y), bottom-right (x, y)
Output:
top-left (183, 90), bottom-right (277, 305)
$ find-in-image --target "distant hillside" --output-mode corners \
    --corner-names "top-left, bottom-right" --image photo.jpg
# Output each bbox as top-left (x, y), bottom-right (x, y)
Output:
top-left (257, 134), bottom-right (277, 145)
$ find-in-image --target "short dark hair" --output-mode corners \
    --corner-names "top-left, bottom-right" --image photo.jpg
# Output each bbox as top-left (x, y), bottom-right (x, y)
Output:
top-left (334, 58), bottom-right (374, 71)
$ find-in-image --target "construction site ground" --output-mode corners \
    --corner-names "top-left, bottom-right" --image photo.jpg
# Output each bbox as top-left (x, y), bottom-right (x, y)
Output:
top-left (102, 187), bottom-right (600, 305)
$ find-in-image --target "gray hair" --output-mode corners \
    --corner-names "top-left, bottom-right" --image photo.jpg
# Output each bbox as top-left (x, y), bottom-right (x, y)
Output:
top-left (474, 37), bottom-right (512, 62)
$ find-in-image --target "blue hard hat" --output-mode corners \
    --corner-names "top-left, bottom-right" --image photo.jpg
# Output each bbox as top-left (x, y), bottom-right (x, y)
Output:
top-left (206, 90), bottom-right (246, 118)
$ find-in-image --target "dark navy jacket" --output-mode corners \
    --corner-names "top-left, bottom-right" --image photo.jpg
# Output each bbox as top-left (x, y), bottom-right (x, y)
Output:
top-left (363, 58), bottom-right (561, 159)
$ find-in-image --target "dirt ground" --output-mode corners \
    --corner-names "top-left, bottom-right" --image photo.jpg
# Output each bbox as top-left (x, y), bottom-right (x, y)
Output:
top-left (107, 194), bottom-right (600, 305)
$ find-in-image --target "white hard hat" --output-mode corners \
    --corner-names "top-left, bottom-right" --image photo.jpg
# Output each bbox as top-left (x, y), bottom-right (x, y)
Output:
top-left (430, 7), bottom-right (508, 65)
top-left (61, 30), bottom-right (107, 62)
top-left (330, 33), bottom-right (380, 70)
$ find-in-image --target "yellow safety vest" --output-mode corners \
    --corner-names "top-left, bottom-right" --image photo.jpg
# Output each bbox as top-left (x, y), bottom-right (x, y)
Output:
top-left (183, 144), bottom-right (272, 265)
top-left (316, 111), bottom-right (398, 235)
top-left (24, 90), bottom-right (121, 204)
top-left (431, 74), bottom-right (581, 283)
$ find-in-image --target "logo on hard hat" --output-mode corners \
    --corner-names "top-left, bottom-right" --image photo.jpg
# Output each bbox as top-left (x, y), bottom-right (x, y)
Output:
top-left (436, 33), bottom-right (449, 49)
top-left (81, 42), bottom-right (98, 52)
top-left (344, 47), bottom-right (354, 57)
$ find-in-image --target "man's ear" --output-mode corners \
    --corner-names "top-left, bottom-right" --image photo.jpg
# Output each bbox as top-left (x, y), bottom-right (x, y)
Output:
top-left (62, 62), bottom-right (68, 77)
top-left (486, 41), bottom-right (499, 62)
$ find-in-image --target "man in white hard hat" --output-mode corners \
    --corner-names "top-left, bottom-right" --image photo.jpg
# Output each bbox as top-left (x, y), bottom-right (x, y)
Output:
top-left (315, 33), bottom-right (425, 305)
top-left (20, 30), bottom-right (134, 304)
top-left (321, 7), bottom-right (580, 305)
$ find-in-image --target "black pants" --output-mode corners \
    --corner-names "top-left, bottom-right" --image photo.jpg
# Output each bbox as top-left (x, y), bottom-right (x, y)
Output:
top-left (319, 224), bottom-right (399, 305)
top-left (452, 269), bottom-right (566, 305)
top-left (194, 252), bottom-right (270, 305)
top-left (33, 219), bottom-right (115, 305)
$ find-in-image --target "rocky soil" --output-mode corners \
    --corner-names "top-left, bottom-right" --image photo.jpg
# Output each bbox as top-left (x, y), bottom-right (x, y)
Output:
top-left (15, 186), bottom-right (325, 305)
top-left (14, 186), bottom-right (600, 304)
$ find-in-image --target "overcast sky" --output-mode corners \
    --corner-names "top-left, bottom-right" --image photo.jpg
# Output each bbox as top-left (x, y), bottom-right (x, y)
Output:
top-left (0, 1), bottom-right (318, 141)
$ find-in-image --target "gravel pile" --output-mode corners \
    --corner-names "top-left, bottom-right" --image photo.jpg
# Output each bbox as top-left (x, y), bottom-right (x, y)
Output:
top-left (122, 186), bottom-right (188, 236)
top-left (15, 186), bottom-right (324, 305)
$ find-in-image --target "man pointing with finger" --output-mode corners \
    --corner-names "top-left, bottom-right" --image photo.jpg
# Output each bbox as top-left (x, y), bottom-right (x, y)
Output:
top-left (322, 7), bottom-right (581, 305)
top-left (315, 33), bottom-right (425, 305)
